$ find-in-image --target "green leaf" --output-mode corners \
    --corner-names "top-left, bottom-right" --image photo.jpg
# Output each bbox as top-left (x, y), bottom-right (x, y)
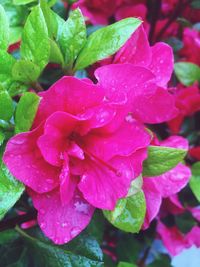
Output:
top-left (191, 0), bottom-right (200, 9)
top-left (103, 191), bottom-right (146, 233)
top-left (20, 5), bottom-right (50, 71)
top-left (142, 146), bottom-right (187, 177)
top-left (12, 60), bottom-right (41, 83)
top-left (174, 62), bottom-right (200, 86)
top-left (13, 0), bottom-right (36, 5)
top-left (0, 131), bottom-right (5, 146)
top-left (189, 162), bottom-right (200, 202)
top-left (15, 92), bottom-right (40, 133)
top-left (0, 162), bottom-right (24, 220)
top-left (0, 90), bottom-right (14, 121)
top-left (0, 4), bottom-right (9, 50)
top-left (75, 17), bottom-right (142, 70)
top-left (17, 227), bottom-right (104, 267)
top-left (116, 234), bottom-right (142, 263)
top-left (49, 39), bottom-right (64, 65)
top-left (0, 50), bottom-right (16, 89)
top-left (58, 8), bottom-right (86, 67)
top-left (9, 26), bottom-right (23, 44)
top-left (118, 262), bottom-right (137, 267)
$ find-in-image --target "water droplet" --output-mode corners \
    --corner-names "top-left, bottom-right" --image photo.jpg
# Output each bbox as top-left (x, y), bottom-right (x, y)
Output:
top-left (70, 227), bottom-right (80, 238)
top-left (61, 222), bottom-right (68, 228)
top-left (40, 222), bottom-right (46, 229)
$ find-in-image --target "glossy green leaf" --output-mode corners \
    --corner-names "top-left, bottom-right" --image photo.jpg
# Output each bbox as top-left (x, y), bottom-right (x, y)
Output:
top-left (12, 60), bottom-right (41, 83)
top-left (0, 4), bottom-right (9, 50)
top-left (20, 5), bottom-right (50, 71)
top-left (75, 17), bottom-right (142, 70)
top-left (189, 162), bottom-right (200, 202)
top-left (0, 162), bottom-right (24, 220)
top-left (118, 262), bottom-right (137, 267)
top-left (13, 0), bottom-right (36, 5)
top-left (0, 131), bottom-right (5, 146)
top-left (49, 39), bottom-right (64, 65)
top-left (58, 8), bottom-right (86, 67)
top-left (0, 90), bottom-right (14, 121)
top-left (15, 92), bottom-right (40, 133)
top-left (142, 146), bottom-right (187, 177)
top-left (9, 26), bottom-right (23, 44)
top-left (17, 227), bottom-right (104, 267)
top-left (174, 62), bottom-right (200, 86)
top-left (103, 191), bottom-right (146, 233)
top-left (0, 50), bottom-right (16, 89)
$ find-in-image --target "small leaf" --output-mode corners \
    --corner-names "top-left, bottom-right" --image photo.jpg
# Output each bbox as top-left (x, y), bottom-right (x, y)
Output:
top-left (189, 162), bottom-right (200, 202)
top-left (12, 60), bottom-right (41, 84)
top-left (0, 4), bottom-right (9, 50)
top-left (15, 92), bottom-right (40, 133)
top-left (103, 191), bottom-right (146, 233)
top-left (58, 8), bottom-right (86, 67)
top-left (0, 90), bottom-right (14, 121)
top-left (0, 160), bottom-right (24, 220)
top-left (0, 50), bottom-right (16, 89)
top-left (13, 0), bottom-right (36, 5)
top-left (9, 26), bottom-right (23, 45)
top-left (118, 262), bottom-right (137, 267)
top-left (49, 39), bottom-right (64, 65)
top-left (20, 5), bottom-right (50, 71)
top-left (142, 146), bottom-right (187, 177)
top-left (174, 62), bottom-right (200, 86)
top-left (75, 17), bottom-right (142, 70)
top-left (0, 131), bottom-right (5, 146)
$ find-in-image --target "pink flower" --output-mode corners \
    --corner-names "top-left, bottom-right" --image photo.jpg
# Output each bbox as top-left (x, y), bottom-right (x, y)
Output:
top-left (189, 146), bottom-right (200, 161)
top-left (167, 83), bottom-right (200, 134)
top-left (179, 28), bottom-right (200, 66)
top-left (73, 0), bottom-right (147, 25)
top-left (4, 63), bottom-right (170, 244)
top-left (157, 222), bottom-right (200, 256)
top-left (114, 25), bottom-right (174, 88)
top-left (142, 136), bottom-right (191, 229)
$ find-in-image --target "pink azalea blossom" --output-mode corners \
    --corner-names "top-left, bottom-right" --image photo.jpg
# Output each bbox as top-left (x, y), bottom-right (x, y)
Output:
top-left (4, 62), bottom-right (176, 244)
top-left (179, 28), bottom-right (200, 66)
top-left (73, 0), bottom-right (147, 25)
top-left (142, 136), bottom-right (191, 229)
top-left (167, 83), bottom-right (200, 134)
top-left (157, 222), bottom-right (200, 256)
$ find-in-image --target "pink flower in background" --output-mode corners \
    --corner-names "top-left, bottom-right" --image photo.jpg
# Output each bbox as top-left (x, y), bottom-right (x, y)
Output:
top-left (142, 136), bottom-right (191, 229)
top-left (73, 0), bottom-right (147, 25)
top-left (179, 28), bottom-right (200, 66)
top-left (167, 83), bottom-right (200, 134)
top-left (189, 146), bottom-right (200, 161)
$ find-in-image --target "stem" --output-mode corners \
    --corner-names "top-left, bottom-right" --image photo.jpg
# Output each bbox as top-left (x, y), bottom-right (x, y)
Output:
top-left (137, 246), bottom-right (150, 267)
top-left (156, 0), bottom-right (191, 41)
top-left (32, 82), bottom-right (44, 92)
top-left (148, 0), bottom-right (162, 44)
top-left (0, 210), bottom-right (37, 232)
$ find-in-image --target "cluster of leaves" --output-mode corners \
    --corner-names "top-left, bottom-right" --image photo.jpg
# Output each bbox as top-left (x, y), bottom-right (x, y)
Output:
top-left (0, 0), bottom-right (199, 267)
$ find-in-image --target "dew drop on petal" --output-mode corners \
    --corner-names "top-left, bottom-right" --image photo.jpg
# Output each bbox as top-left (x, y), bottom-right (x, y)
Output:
top-left (70, 227), bottom-right (81, 238)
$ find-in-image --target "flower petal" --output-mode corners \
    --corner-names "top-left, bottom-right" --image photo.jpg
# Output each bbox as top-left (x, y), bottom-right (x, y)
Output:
top-left (33, 76), bottom-right (104, 128)
top-left (78, 156), bottom-right (135, 210)
top-left (149, 42), bottom-right (174, 87)
top-left (29, 188), bottom-right (94, 244)
top-left (83, 120), bottom-right (150, 161)
top-left (3, 125), bottom-right (60, 193)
